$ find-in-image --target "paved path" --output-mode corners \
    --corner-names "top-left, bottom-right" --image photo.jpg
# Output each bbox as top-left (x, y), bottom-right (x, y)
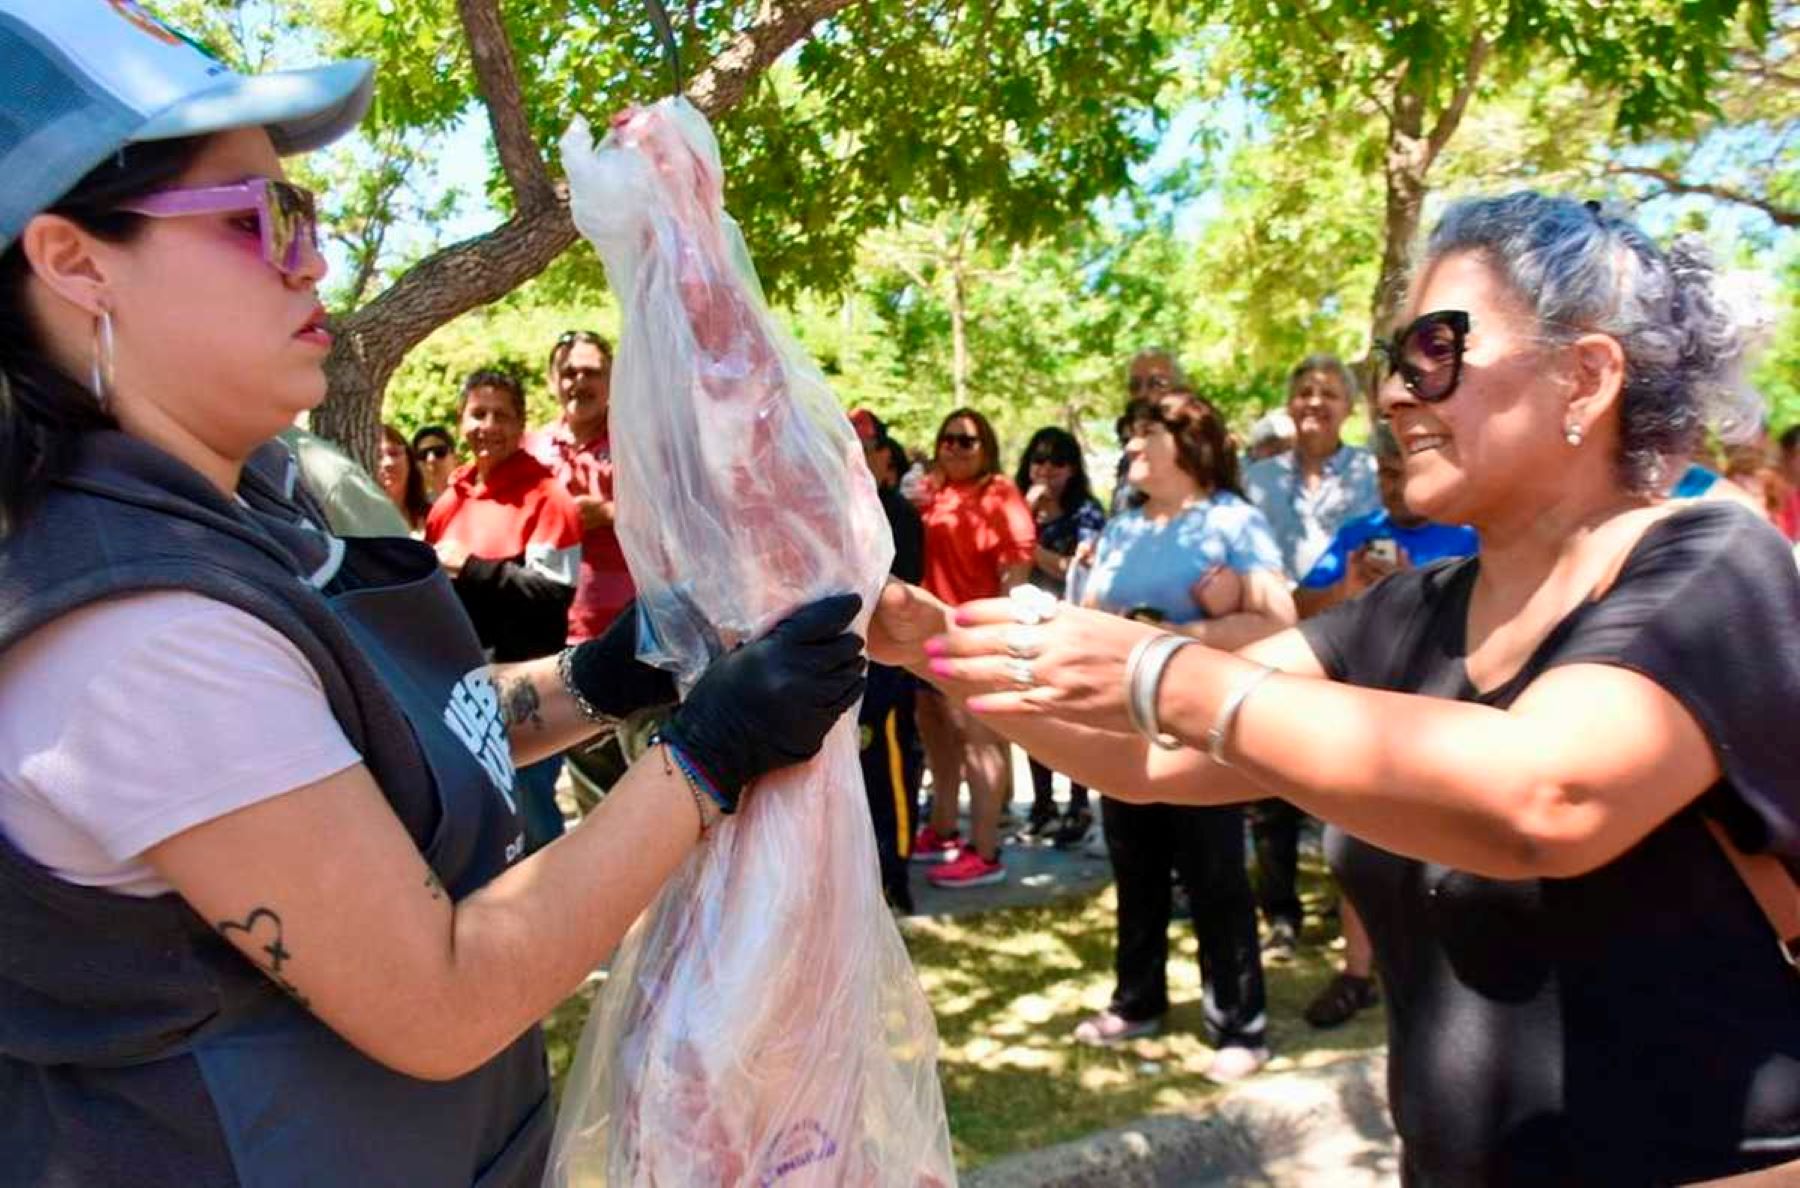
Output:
top-left (904, 747), bottom-right (1116, 918)
top-left (966, 1051), bottom-right (1398, 1188)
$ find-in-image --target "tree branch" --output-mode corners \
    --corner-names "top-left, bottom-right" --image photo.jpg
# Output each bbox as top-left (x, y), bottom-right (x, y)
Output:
top-left (316, 0), bottom-right (871, 461)
top-left (687, 0), bottom-right (864, 116)
top-left (1606, 163), bottom-right (1799, 227)
top-left (456, 0), bottom-right (557, 213)
top-left (1425, 33), bottom-right (1490, 162)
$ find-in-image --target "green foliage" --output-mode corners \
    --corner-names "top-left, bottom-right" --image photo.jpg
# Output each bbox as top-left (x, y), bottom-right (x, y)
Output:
top-left (731, 0), bottom-right (1177, 295)
top-left (1755, 245), bottom-right (1800, 432)
top-left (1176, 107), bottom-right (1385, 411)
top-left (1212, 0), bottom-right (1766, 138)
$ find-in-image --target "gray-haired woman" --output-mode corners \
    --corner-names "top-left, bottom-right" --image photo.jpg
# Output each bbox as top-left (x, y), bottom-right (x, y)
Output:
top-left (872, 192), bottom-right (1800, 1185)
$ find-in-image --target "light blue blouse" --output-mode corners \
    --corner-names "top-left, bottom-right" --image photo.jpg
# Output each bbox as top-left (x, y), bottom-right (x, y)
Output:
top-left (1083, 492), bottom-right (1283, 625)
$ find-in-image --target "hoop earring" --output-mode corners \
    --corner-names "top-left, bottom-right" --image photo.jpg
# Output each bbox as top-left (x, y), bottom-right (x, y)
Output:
top-left (90, 309), bottom-right (117, 413)
top-left (1564, 422), bottom-right (1584, 447)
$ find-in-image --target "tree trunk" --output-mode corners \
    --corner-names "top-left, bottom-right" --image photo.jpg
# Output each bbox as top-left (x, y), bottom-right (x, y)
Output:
top-left (1366, 37), bottom-right (1489, 399)
top-left (1370, 92), bottom-right (1430, 345)
top-left (312, 0), bottom-right (866, 467)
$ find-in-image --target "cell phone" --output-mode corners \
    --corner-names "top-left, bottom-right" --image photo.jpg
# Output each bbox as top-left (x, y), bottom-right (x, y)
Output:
top-left (1365, 538), bottom-right (1399, 566)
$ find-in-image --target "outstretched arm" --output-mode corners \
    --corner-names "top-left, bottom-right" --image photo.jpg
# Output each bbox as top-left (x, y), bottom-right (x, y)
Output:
top-left (926, 597), bottom-right (1720, 880)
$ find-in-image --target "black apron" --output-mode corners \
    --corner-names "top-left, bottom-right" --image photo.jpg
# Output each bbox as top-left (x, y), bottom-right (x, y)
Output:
top-left (0, 437), bottom-right (551, 1187)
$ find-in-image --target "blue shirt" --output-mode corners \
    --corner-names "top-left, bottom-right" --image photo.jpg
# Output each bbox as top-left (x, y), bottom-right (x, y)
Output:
top-left (1084, 493), bottom-right (1284, 625)
top-left (1298, 508), bottom-right (1480, 589)
top-left (1030, 496), bottom-right (1106, 595)
top-left (1673, 464), bottom-right (1720, 498)
top-left (1244, 445), bottom-right (1381, 582)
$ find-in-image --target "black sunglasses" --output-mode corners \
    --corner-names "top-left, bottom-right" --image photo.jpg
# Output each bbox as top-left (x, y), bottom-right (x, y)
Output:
top-left (1375, 310), bottom-right (1470, 403)
top-left (1127, 374), bottom-right (1172, 396)
top-left (938, 432), bottom-right (981, 450)
top-left (417, 443), bottom-right (453, 461)
top-left (1029, 452), bottom-right (1071, 466)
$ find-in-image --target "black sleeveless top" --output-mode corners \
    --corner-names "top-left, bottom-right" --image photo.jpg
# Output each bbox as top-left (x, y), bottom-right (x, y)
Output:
top-left (1299, 502), bottom-right (1800, 1187)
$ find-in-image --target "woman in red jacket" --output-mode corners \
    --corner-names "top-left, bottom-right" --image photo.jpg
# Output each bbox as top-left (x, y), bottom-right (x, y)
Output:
top-left (427, 368), bottom-right (584, 851)
top-left (911, 407), bottom-right (1037, 889)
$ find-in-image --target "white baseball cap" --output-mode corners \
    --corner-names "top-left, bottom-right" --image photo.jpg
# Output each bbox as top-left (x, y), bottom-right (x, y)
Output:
top-left (0, 0), bottom-right (373, 249)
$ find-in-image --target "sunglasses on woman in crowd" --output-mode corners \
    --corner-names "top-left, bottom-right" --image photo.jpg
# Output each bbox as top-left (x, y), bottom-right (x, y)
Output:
top-left (120, 178), bottom-right (321, 277)
top-left (416, 443), bottom-right (454, 461)
top-left (1375, 309), bottom-right (1470, 403)
top-left (939, 432), bottom-right (981, 451)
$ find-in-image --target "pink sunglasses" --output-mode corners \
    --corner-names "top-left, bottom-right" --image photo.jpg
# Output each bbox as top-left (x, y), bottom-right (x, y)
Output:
top-left (119, 178), bottom-right (320, 276)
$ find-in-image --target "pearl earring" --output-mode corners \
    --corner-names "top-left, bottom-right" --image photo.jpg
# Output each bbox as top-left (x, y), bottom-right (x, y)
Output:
top-left (1564, 423), bottom-right (1584, 447)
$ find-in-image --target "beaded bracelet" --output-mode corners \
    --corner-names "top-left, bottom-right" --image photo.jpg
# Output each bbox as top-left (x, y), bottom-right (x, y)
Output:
top-left (648, 730), bottom-right (726, 839)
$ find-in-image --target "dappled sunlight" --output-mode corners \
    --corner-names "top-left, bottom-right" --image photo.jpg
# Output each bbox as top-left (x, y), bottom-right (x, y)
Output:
top-left (543, 862), bottom-right (1385, 1171)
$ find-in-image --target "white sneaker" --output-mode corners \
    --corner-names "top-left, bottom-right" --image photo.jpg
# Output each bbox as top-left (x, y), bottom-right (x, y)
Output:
top-left (1204, 1045), bottom-right (1270, 1084)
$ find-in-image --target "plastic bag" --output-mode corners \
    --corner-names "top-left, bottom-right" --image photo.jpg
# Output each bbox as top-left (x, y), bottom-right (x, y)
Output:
top-left (546, 98), bottom-right (956, 1188)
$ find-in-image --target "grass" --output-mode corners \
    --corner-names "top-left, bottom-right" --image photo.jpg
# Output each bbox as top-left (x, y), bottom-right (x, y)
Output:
top-left (541, 861), bottom-right (1385, 1172)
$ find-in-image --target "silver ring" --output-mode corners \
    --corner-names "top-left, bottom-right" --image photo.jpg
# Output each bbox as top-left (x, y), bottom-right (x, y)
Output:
top-left (1010, 585), bottom-right (1060, 626)
top-left (1005, 624), bottom-right (1041, 659)
top-left (1006, 657), bottom-right (1036, 689)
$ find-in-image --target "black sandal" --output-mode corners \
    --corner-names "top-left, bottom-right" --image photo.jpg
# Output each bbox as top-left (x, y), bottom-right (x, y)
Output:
top-left (1303, 972), bottom-right (1379, 1028)
top-left (1052, 806), bottom-right (1095, 849)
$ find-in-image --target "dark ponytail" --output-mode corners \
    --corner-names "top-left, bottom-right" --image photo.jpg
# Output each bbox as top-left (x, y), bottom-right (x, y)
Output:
top-left (0, 136), bottom-right (208, 535)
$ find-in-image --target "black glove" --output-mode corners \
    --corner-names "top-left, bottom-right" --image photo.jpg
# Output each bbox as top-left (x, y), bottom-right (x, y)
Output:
top-left (563, 600), bottom-right (680, 720)
top-left (659, 592), bottom-right (867, 812)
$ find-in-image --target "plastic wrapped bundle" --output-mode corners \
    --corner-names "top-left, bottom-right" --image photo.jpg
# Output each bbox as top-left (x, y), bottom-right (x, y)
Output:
top-left (546, 98), bottom-right (956, 1188)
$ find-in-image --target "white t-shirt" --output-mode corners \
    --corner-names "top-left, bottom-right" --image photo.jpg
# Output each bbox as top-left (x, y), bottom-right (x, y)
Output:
top-left (0, 591), bottom-right (362, 897)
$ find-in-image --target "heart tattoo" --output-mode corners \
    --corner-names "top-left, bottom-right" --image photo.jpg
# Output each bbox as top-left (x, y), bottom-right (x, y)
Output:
top-left (217, 905), bottom-right (309, 1008)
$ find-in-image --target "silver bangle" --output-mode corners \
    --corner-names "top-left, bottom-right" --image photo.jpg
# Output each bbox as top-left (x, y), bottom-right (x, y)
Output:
top-left (556, 646), bottom-right (623, 732)
top-left (1206, 664), bottom-right (1277, 767)
top-left (1126, 632), bottom-right (1193, 750)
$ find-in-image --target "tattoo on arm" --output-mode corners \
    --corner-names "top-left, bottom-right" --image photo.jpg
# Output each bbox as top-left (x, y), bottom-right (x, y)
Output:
top-left (498, 675), bottom-right (547, 732)
top-left (216, 906), bottom-right (310, 1009)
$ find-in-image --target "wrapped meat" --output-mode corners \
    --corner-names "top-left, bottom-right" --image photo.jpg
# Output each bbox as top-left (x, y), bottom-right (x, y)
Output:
top-left (546, 98), bottom-right (956, 1188)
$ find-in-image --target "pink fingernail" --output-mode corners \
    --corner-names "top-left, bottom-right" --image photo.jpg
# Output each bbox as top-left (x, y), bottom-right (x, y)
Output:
top-left (923, 637), bottom-right (946, 658)
top-left (966, 697), bottom-right (989, 713)
top-left (953, 609), bottom-right (974, 626)
top-left (929, 658), bottom-right (953, 677)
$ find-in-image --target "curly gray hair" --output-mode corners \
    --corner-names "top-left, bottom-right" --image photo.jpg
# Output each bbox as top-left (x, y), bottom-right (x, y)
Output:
top-left (1424, 192), bottom-right (1762, 492)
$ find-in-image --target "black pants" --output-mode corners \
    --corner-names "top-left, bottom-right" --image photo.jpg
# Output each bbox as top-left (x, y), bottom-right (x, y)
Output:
top-left (1249, 798), bottom-right (1304, 932)
top-left (858, 663), bottom-right (922, 912)
top-left (1102, 796), bottom-right (1266, 1047)
top-left (1028, 759), bottom-right (1088, 816)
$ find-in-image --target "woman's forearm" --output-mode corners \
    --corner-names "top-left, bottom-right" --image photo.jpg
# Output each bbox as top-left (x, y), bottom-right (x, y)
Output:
top-left (1153, 647), bottom-right (1709, 879)
top-left (1033, 546), bottom-right (1070, 580)
top-left (439, 748), bottom-right (698, 1074)
top-left (1181, 610), bottom-right (1287, 651)
top-left (492, 656), bottom-right (609, 765)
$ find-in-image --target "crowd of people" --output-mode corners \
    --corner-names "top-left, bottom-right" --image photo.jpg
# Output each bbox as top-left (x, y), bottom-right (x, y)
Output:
top-left (5, 5), bottom-right (1800, 1186)
top-left (361, 265), bottom-right (1800, 1096)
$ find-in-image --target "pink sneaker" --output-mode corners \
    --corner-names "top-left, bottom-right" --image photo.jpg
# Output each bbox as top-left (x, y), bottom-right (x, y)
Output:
top-left (913, 825), bottom-right (963, 865)
top-left (927, 848), bottom-right (1005, 889)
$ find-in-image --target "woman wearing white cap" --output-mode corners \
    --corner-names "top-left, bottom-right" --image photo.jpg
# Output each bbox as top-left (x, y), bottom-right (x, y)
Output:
top-left (0, 4), bottom-right (865, 1184)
